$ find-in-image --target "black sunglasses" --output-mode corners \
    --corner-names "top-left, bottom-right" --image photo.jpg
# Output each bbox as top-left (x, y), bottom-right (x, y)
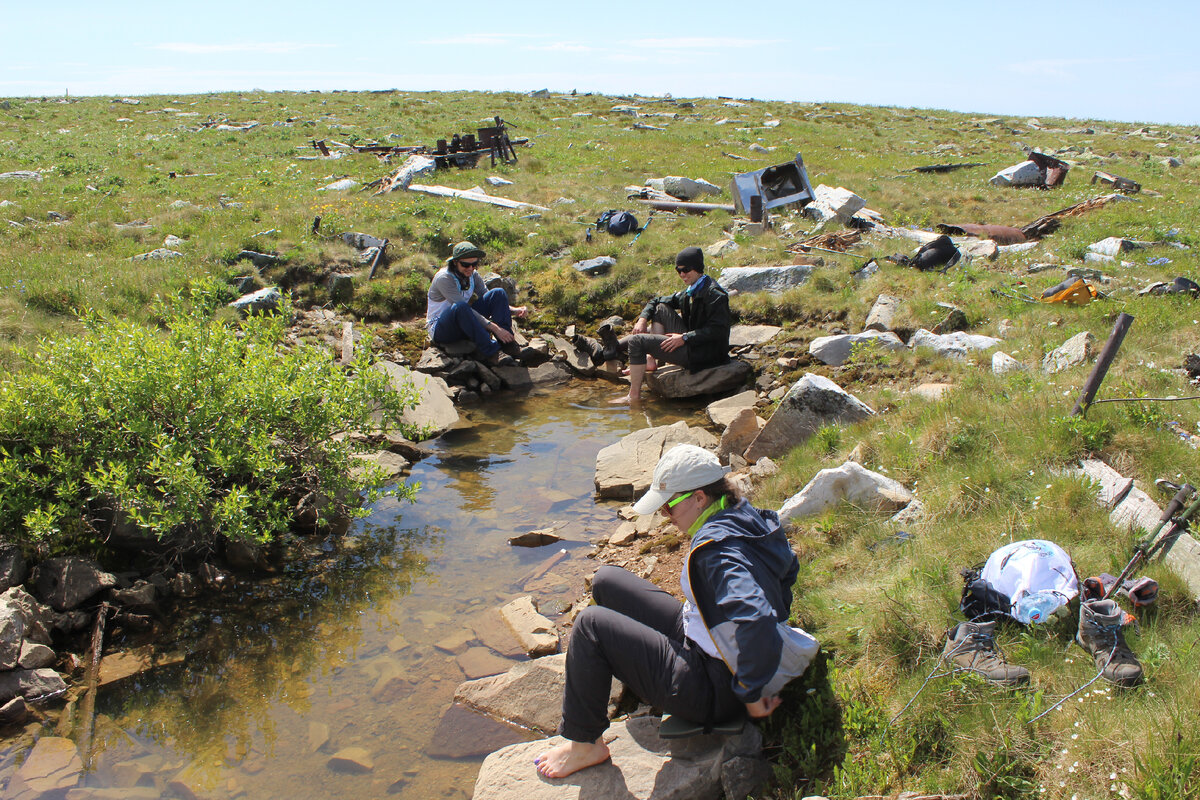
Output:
top-left (675, 266), bottom-right (696, 274)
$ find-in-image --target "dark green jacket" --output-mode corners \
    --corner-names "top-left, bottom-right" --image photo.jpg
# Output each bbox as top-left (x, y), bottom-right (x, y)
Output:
top-left (640, 275), bottom-right (731, 371)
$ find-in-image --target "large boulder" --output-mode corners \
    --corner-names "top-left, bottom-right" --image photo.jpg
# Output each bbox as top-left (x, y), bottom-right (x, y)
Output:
top-left (909, 329), bottom-right (1002, 359)
top-left (492, 361), bottom-right (574, 390)
top-left (30, 557), bottom-right (117, 612)
top-left (805, 184), bottom-right (866, 225)
top-left (778, 461), bottom-right (914, 521)
top-left (595, 422), bottom-right (719, 501)
top-left (228, 286), bottom-right (281, 315)
top-left (473, 715), bottom-right (763, 800)
top-left (455, 654), bottom-right (622, 735)
top-left (989, 160), bottom-right (1044, 187)
top-left (744, 374), bottom-right (875, 462)
top-left (644, 361), bottom-right (752, 399)
top-left (718, 265), bottom-right (814, 294)
top-left (0, 544), bottom-right (27, 592)
top-left (1042, 331), bottom-right (1095, 374)
top-left (374, 361), bottom-right (459, 440)
top-left (0, 588), bottom-right (55, 645)
top-left (647, 176), bottom-right (721, 201)
top-left (808, 331), bottom-right (905, 366)
top-left (2, 736), bottom-right (82, 800)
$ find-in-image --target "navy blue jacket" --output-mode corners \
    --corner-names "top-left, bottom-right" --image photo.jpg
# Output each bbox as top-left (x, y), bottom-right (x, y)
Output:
top-left (686, 499), bottom-right (819, 702)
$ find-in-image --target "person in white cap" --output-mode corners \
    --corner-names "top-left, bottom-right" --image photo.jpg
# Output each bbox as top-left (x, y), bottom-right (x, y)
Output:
top-left (535, 445), bottom-right (819, 779)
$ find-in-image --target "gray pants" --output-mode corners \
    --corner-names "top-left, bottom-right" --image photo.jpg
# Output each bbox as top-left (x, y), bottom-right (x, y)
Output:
top-left (560, 566), bottom-right (741, 743)
top-left (623, 304), bottom-right (691, 368)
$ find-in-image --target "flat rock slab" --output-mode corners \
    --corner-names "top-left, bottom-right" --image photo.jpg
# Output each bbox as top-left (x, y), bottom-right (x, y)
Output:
top-left (719, 265), bottom-right (814, 294)
top-left (375, 361), bottom-right (460, 439)
top-left (727, 325), bottom-right (782, 348)
top-left (809, 331), bottom-right (905, 367)
top-left (909, 329), bottom-right (1002, 359)
top-left (1078, 460), bottom-right (1200, 601)
top-left (473, 715), bottom-right (762, 800)
top-left (645, 361), bottom-right (752, 399)
top-left (426, 703), bottom-right (534, 759)
top-left (778, 461), bottom-right (914, 521)
top-left (595, 422), bottom-right (719, 501)
top-left (457, 647), bottom-right (516, 680)
top-left (707, 391), bottom-right (759, 429)
top-left (864, 294), bottom-right (902, 332)
top-left (745, 374), bottom-right (875, 462)
top-left (3, 736), bottom-right (82, 799)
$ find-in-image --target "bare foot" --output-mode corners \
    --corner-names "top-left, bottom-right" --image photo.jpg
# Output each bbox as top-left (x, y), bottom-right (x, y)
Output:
top-left (534, 739), bottom-right (611, 779)
top-left (645, 355), bottom-right (658, 372)
top-left (608, 393), bottom-right (639, 405)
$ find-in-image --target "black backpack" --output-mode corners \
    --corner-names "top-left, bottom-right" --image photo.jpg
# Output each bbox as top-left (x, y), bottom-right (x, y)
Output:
top-left (596, 210), bottom-right (640, 236)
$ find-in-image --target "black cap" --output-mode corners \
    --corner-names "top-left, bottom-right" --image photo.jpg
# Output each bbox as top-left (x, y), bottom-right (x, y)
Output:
top-left (675, 246), bottom-right (705, 273)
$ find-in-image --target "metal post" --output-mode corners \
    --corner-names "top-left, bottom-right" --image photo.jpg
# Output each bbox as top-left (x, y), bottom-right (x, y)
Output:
top-left (1072, 312), bottom-right (1135, 416)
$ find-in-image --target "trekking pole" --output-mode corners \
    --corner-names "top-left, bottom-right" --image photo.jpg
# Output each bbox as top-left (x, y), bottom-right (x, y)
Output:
top-left (627, 212), bottom-right (654, 248)
top-left (1106, 482), bottom-right (1200, 598)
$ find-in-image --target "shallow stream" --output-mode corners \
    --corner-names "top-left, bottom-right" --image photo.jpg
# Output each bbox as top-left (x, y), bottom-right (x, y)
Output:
top-left (72, 383), bottom-right (696, 798)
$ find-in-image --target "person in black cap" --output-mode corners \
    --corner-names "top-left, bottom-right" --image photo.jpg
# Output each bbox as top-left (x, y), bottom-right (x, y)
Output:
top-left (426, 241), bottom-right (526, 366)
top-left (607, 246), bottom-right (731, 404)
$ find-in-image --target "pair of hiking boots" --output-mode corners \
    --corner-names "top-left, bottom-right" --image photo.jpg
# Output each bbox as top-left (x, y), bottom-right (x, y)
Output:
top-left (943, 599), bottom-right (1143, 687)
top-left (571, 324), bottom-right (623, 366)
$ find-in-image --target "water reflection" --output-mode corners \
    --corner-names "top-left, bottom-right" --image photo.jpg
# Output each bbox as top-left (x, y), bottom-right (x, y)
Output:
top-left (68, 384), bottom-right (699, 798)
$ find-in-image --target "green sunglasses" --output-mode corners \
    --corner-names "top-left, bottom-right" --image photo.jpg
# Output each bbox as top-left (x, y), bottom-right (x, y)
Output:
top-left (667, 491), bottom-right (694, 509)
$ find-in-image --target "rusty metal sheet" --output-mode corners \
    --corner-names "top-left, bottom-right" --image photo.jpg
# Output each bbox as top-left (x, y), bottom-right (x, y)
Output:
top-left (936, 223), bottom-right (1027, 245)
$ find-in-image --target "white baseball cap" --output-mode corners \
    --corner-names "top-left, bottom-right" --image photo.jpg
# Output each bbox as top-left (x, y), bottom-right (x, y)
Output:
top-left (632, 444), bottom-right (731, 515)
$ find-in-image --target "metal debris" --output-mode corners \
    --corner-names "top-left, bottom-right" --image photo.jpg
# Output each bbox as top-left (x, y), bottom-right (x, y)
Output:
top-left (1092, 170), bottom-right (1141, 194)
top-left (730, 153), bottom-right (816, 213)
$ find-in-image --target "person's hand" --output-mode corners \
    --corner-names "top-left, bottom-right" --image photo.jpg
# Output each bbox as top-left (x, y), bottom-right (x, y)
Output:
top-left (632, 317), bottom-right (650, 334)
top-left (661, 333), bottom-right (685, 352)
top-left (511, 306), bottom-right (528, 319)
top-left (745, 696), bottom-right (781, 718)
top-left (492, 325), bottom-right (515, 343)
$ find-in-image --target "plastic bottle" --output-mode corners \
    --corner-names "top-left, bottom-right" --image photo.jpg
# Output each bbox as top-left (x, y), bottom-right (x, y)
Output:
top-left (1013, 590), bottom-right (1065, 624)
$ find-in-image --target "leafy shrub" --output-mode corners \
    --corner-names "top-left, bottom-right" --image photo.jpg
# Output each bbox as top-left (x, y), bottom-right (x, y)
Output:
top-left (0, 301), bottom-right (419, 557)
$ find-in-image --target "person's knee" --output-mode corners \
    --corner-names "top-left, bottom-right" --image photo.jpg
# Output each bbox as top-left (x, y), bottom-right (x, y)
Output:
top-left (591, 566), bottom-right (626, 606)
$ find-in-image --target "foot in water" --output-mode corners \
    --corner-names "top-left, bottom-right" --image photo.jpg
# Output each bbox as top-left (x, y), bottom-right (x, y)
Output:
top-left (608, 393), bottom-right (639, 405)
top-left (534, 739), bottom-right (611, 779)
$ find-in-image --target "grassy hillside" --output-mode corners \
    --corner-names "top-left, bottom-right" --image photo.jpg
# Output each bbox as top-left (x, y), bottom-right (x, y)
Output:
top-left (3, 90), bottom-right (1200, 799)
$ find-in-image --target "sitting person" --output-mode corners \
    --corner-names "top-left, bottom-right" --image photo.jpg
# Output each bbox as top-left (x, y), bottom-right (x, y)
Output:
top-left (534, 445), bottom-right (819, 779)
top-left (607, 246), bottom-right (731, 404)
top-left (426, 241), bottom-right (526, 366)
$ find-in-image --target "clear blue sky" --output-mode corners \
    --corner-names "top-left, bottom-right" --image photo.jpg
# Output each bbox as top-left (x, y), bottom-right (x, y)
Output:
top-left (4, 0), bottom-right (1197, 125)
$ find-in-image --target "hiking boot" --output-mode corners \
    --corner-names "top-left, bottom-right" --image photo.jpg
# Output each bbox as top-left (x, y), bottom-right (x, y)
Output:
top-left (1076, 599), bottom-right (1143, 686)
top-left (943, 621), bottom-right (1030, 686)
top-left (499, 339), bottom-right (522, 359)
top-left (484, 352), bottom-right (516, 368)
top-left (572, 333), bottom-right (606, 365)
top-left (597, 323), bottom-right (623, 362)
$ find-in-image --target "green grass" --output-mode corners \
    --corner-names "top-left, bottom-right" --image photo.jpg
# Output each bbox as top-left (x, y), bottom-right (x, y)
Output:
top-left (3, 89), bottom-right (1200, 799)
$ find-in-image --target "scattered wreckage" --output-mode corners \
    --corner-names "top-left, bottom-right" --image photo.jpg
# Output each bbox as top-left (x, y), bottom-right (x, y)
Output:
top-left (313, 116), bottom-right (526, 169)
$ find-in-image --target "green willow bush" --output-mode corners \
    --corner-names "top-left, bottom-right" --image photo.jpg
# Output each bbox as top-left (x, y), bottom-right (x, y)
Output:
top-left (0, 302), bottom-right (419, 557)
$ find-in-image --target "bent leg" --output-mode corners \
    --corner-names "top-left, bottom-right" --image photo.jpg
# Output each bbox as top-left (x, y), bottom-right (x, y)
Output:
top-left (591, 566), bottom-right (683, 638)
top-left (474, 288), bottom-right (513, 332)
top-left (432, 302), bottom-right (499, 357)
top-left (561, 606), bottom-right (720, 744)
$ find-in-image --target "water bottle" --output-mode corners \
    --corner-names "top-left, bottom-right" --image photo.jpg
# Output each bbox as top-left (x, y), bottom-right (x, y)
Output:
top-left (1013, 590), bottom-right (1065, 624)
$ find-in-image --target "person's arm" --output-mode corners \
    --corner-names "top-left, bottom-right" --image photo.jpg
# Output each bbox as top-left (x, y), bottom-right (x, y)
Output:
top-left (692, 546), bottom-right (783, 705)
top-left (638, 289), bottom-right (683, 323)
top-left (681, 286), bottom-right (731, 347)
